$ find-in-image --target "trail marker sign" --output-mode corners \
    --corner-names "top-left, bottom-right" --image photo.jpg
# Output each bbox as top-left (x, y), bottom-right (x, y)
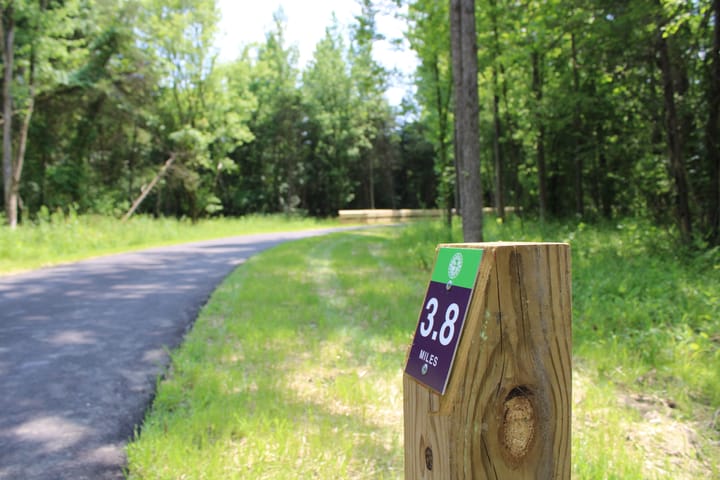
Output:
top-left (403, 242), bottom-right (572, 479)
top-left (404, 247), bottom-right (483, 394)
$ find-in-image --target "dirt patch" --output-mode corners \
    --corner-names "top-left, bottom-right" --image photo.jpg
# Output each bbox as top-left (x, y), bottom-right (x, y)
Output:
top-left (573, 368), bottom-right (719, 479)
top-left (619, 392), bottom-right (711, 478)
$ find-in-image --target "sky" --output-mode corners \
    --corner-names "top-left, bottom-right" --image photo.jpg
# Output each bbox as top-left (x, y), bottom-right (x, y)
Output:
top-left (214, 0), bottom-right (417, 105)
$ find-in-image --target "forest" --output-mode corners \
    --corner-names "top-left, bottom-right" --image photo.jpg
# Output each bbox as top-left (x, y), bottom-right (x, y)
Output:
top-left (1, 0), bottom-right (718, 247)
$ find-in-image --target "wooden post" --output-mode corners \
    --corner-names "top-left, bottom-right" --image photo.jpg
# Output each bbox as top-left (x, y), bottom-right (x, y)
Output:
top-left (404, 242), bottom-right (571, 479)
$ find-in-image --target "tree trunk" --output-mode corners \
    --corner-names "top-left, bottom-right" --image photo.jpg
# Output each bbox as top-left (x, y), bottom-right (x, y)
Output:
top-left (122, 155), bottom-right (176, 222)
top-left (128, 124), bottom-right (138, 203)
top-left (657, 32), bottom-right (692, 242)
top-left (532, 50), bottom-right (547, 220)
top-left (707, 0), bottom-right (720, 244)
top-left (492, 67), bottom-right (504, 220)
top-left (489, 0), bottom-right (504, 220)
top-left (500, 62), bottom-right (522, 215)
top-left (596, 124), bottom-right (613, 219)
top-left (431, 55), bottom-right (454, 229)
top-left (453, 126), bottom-right (461, 216)
top-left (369, 154), bottom-right (375, 209)
top-left (571, 32), bottom-right (584, 217)
top-left (1, 6), bottom-right (15, 228)
top-left (11, 46), bottom-right (36, 224)
top-left (450, 0), bottom-right (483, 242)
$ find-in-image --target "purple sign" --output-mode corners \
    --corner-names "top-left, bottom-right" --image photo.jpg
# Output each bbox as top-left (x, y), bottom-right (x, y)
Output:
top-left (405, 280), bottom-right (473, 394)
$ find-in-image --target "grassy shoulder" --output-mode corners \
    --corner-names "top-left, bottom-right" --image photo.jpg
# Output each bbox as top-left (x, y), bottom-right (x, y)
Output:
top-left (0, 213), bottom-right (342, 274)
top-left (126, 218), bottom-right (720, 479)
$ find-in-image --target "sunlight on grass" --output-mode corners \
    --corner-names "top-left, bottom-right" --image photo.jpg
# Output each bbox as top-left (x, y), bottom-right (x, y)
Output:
top-left (0, 213), bottom-right (342, 274)
top-left (126, 217), bottom-right (719, 479)
top-left (573, 367), bottom-right (647, 480)
top-left (127, 230), bottom-right (416, 478)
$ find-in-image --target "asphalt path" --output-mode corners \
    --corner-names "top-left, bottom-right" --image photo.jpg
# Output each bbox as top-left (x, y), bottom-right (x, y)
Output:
top-left (0, 228), bottom-right (355, 479)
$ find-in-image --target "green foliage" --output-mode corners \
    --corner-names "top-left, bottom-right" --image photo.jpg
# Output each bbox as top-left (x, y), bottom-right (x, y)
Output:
top-left (227, 12), bottom-right (305, 215)
top-left (404, 0), bottom-right (720, 243)
top-left (407, 0), bottom-right (454, 212)
top-left (4, 0), bottom-right (429, 223)
top-left (8, 0), bottom-right (435, 223)
top-left (301, 24), bottom-right (361, 215)
top-left (5, 0), bottom-right (718, 250)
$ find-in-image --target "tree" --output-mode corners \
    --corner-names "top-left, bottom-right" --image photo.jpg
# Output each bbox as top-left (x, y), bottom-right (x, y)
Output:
top-left (408, 0), bottom-right (455, 223)
top-left (137, 0), bottom-right (215, 219)
top-left (302, 22), bottom-right (359, 215)
top-left (235, 10), bottom-right (304, 214)
top-left (397, 118), bottom-right (437, 207)
top-left (654, 2), bottom-right (692, 242)
top-left (488, 0), bottom-right (505, 220)
top-left (706, 0), bottom-right (720, 244)
top-left (449, 0), bottom-right (483, 242)
top-left (1, 0), bottom-right (90, 227)
top-left (349, 0), bottom-right (391, 210)
top-left (1, 2), bottom-right (15, 227)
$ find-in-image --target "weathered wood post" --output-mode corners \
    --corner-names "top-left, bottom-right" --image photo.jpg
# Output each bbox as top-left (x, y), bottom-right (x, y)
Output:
top-left (404, 242), bottom-right (571, 479)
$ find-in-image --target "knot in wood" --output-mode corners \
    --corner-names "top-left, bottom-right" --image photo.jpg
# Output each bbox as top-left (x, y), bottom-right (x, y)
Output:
top-left (424, 446), bottom-right (433, 471)
top-left (502, 388), bottom-right (535, 461)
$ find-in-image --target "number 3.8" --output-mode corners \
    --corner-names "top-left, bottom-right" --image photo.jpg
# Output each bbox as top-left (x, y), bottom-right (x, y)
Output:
top-left (419, 297), bottom-right (460, 346)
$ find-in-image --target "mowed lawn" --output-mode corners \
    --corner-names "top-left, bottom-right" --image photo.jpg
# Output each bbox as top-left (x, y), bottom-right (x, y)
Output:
top-left (125, 218), bottom-right (720, 479)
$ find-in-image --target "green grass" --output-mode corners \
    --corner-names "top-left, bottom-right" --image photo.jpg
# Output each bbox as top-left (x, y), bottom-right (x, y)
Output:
top-left (124, 216), bottom-right (720, 479)
top-left (0, 213), bottom-right (342, 274)
top-left (126, 230), bottom-right (414, 478)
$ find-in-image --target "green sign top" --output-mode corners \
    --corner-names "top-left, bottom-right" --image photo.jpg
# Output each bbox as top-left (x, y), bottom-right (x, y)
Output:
top-left (430, 247), bottom-right (483, 290)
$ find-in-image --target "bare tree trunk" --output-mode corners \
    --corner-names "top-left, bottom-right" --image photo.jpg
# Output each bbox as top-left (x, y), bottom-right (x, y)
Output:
top-left (122, 155), bottom-right (176, 222)
top-left (500, 62), bottom-right (522, 215)
top-left (532, 50), bottom-right (547, 221)
top-left (489, 0), bottom-right (504, 220)
top-left (453, 126), bottom-right (461, 222)
top-left (2, 2), bottom-right (41, 228)
top-left (657, 32), bottom-right (692, 242)
top-left (430, 55), bottom-right (454, 229)
top-left (708, 0), bottom-right (720, 244)
top-left (369, 155), bottom-right (375, 209)
top-left (571, 32), bottom-right (584, 217)
top-left (128, 124), bottom-right (138, 203)
top-left (11, 44), bottom-right (36, 225)
top-left (492, 66), bottom-right (504, 220)
top-left (1, 5), bottom-right (15, 228)
top-left (450, 0), bottom-right (483, 242)
top-left (595, 124), bottom-right (613, 219)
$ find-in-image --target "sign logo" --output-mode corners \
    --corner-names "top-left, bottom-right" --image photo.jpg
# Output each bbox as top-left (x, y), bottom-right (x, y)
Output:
top-left (448, 252), bottom-right (463, 280)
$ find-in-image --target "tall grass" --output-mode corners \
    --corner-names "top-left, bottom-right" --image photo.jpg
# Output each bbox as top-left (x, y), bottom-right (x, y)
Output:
top-left (481, 216), bottom-right (720, 409)
top-left (126, 216), bottom-right (719, 479)
top-left (0, 213), bottom-right (340, 274)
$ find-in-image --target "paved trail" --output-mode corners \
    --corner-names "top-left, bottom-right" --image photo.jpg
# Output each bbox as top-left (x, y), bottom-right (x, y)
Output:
top-left (0, 229), bottom-right (350, 479)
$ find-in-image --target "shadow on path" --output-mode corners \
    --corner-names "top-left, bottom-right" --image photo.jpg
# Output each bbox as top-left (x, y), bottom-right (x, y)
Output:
top-left (0, 229), bottom-right (349, 479)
